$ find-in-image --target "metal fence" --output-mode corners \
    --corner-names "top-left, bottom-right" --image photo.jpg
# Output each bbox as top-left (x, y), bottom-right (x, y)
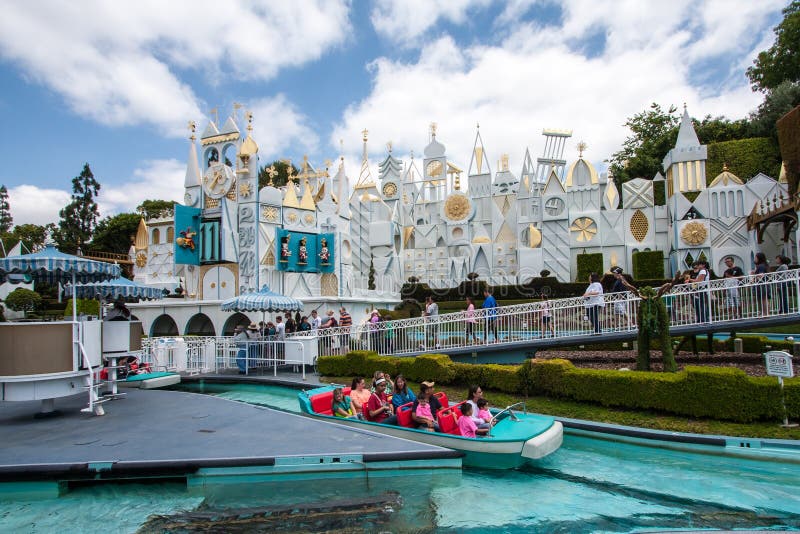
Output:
top-left (141, 268), bottom-right (800, 367)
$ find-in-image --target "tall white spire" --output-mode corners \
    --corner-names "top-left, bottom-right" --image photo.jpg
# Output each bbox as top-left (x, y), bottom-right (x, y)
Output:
top-left (675, 103), bottom-right (700, 149)
top-left (184, 121), bottom-right (201, 188)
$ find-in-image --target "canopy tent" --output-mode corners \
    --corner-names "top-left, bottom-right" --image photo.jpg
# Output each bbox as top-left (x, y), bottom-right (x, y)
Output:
top-left (221, 285), bottom-right (304, 313)
top-left (0, 243), bottom-right (121, 319)
top-left (64, 276), bottom-right (164, 301)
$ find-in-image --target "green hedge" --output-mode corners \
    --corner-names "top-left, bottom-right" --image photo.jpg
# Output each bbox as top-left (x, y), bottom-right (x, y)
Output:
top-left (576, 253), bottom-right (603, 282)
top-left (707, 137), bottom-right (782, 183)
top-left (63, 298), bottom-right (100, 318)
top-left (777, 105), bottom-right (800, 198)
top-left (318, 351), bottom-right (800, 423)
top-left (632, 250), bottom-right (664, 279)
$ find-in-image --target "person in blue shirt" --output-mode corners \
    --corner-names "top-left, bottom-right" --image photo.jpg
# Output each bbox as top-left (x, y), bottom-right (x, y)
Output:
top-left (391, 374), bottom-right (417, 408)
top-left (482, 289), bottom-right (498, 343)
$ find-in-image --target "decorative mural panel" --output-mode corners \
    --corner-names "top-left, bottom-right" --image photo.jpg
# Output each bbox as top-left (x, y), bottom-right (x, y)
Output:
top-left (630, 209), bottom-right (649, 242)
top-left (275, 229), bottom-right (335, 273)
top-left (174, 204), bottom-right (201, 265)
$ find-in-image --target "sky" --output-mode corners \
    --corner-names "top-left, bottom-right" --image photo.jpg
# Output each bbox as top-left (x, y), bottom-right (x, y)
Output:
top-left (0, 0), bottom-right (788, 226)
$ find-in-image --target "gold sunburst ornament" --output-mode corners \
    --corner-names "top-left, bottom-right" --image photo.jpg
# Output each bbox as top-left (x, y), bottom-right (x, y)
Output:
top-left (681, 221), bottom-right (707, 245)
top-left (239, 182), bottom-right (252, 198)
top-left (135, 251), bottom-right (147, 268)
top-left (444, 193), bottom-right (470, 221)
top-left (570, 217), bottom-right (597, 242)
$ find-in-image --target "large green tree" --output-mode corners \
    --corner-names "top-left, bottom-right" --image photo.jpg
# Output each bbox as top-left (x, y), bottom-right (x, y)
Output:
top-left (56, 163), bottom-right (101, 253)
top-left (0, 185), bottom-right (12, 233)
top-left (4, 287), bottom-right (42, 318)
top-left (746, 1), bottom-right (800, 92)
top-left (257, 160), bottom-right (300, 191)
top-left (137, 199), bottom-right (175, 219)
top-left (88, 213), bottom-right (141, 255)
top-left (748, 80), bottom-right (800, 137)
top-left (608, 103), bottom-right (680, 186)
top-left (1, 223), bottom-right (53, 253)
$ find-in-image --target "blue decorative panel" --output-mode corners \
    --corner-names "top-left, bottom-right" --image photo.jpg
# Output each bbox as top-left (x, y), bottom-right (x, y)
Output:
top-left (174, 204), bottom-right (201, 265)
top-left (275, 230), bottom-right (335, 273)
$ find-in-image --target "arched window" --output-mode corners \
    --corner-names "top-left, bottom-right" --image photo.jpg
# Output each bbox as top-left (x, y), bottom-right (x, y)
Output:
top-left (166, 227), bottom-right (174, 243)
top-left (152, 228), bottom-right (160, 245)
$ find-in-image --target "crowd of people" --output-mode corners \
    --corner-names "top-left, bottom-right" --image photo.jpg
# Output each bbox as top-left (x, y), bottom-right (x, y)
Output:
top-left (331, 373), bottom-right (495, 438)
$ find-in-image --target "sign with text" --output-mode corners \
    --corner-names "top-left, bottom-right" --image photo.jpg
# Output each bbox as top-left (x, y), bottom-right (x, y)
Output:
top-left (765, 351), bottom-right (794, 378)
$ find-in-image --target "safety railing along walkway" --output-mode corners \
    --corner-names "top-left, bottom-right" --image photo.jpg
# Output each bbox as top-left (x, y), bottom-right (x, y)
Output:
top-left (140, 269), bottom-right (800, 370)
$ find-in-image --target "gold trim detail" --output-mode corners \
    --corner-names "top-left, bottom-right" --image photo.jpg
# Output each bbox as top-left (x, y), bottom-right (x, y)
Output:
top-left (681, 221), bottom-right (707, 245)
top-left (570, 217), bottom-right (597, 242)
top-left (444, 193), bottom-right (470, 221)
top-left (630, 209), bottom-right (649, 242)
top-left (200, 132), bottom-right (240, 146)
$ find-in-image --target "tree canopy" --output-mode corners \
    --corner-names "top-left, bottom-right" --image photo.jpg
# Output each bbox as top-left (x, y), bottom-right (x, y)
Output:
top-left (88, 212), bottom-right (142, 255)
top-left (56, 163), bottom-right (100, 253)
top-left (1, 223), bottom-right (53, 254)
top-left (137, 199), bottom-right (175, 219)
top-left (0, 185), bottom-right (12, 234)
top-left (4, 287), bottom-right (42, 317)
top-left (746, 1), bottom-right (800, 92)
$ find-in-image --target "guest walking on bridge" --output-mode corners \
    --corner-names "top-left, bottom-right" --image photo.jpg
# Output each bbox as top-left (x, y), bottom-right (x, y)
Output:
top-left (686, 261), bottom-right (710, 323)
top-left (583, 273), bottom-right (605, 334)
top-left (774, 255), bottom-right (791, 314)
top-left (464, 297), bottom-right (478, 343)
top-left (482, 289), bottom-right (499, 343)
top-left (723, 256), bottom-right (744, 319)
top-left (751, 252), bottom-right (770, 317)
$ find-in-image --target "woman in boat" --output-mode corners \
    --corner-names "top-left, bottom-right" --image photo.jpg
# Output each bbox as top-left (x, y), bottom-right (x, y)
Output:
top-left (332, 387), bottom-right (357, 418)
top-left (413, 381), bottom-right (442, 420)
top-left (349, 377), bottom-right (371, 418)
top-left (466, 385), bottom-right (490, 430)
top-left (366, 378), bottom-right (398, 425)
top-left (371, 370), bottom-right (394, 394)
top-left (391, 374), bottom-right (416, 409)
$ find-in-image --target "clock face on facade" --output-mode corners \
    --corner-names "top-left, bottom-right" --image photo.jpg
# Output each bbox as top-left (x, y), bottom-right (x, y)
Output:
top-left (426, 160), bottom-right (443, 179)
top-left (382, 182), bottom-right (398, 198)
top-left (202, 163), bottom-right (235, 199)
top-left (544, 197), bottom-right (565, 216)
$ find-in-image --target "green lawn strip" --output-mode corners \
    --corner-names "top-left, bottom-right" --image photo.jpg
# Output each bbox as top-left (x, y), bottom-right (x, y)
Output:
top-left (321, 376), bottom-right (800, 440)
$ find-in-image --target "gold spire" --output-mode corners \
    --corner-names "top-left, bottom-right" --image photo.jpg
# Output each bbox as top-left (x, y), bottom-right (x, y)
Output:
top-left (577, 140), bottom-right (587, 158)
top-left (362, 128), bottom-right (368, 142)
top-left (239, 111), bottom-right (258, 160)
top-left (266, 164), bottom-right (278, 187)
top-left (188, 121), bottom-right (196, 141)
top-left (282, 180), bottom-right (300, 208)
top-left (134, 218), bottom-right (149, 251)
top-left (300, 178), bottom-right (317, 210)
top-left (209, 107), bottom-right (219, 125)
top-left (430, 122), bottom-right (437, 137)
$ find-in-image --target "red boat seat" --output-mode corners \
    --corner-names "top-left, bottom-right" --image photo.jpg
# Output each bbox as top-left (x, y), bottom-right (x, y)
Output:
top-left (310, 391), bottom-right (334, 416)
top-left (396, 402), bottom-right (414, 427)
top-left (342, 386), bottom-right (351, 396)
top-left (437, 402), bottom-right (465, 435)
top-left (433, 391), bottom-right (449, 408)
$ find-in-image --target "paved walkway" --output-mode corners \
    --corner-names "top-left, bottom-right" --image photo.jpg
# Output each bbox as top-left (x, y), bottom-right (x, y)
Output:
top-left (0, 388), bottom-right (458, 481)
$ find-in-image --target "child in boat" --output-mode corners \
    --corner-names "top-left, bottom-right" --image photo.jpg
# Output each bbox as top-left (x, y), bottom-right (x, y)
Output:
top-left (476, 398), bottom-right (492, 425)
top-left (332, 387), bottom-right (357, 418)
top-left (458, 403), bottom-right (489, 437)
top-left (413, 391), bottom-right (439, 432)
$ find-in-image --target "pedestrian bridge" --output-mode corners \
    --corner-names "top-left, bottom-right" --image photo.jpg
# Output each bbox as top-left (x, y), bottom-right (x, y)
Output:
top-left (302, 268), bottom-right (800, 359)
top-left (140, 269), bottom-right (800, 373)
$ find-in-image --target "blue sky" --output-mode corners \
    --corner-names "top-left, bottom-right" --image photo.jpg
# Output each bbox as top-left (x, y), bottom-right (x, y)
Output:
top-left (0, 0), bottom-right (786, 226)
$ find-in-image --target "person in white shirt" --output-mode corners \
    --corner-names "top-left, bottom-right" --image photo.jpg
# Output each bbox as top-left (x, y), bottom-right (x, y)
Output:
top-left (310, 309), bottom-right (322, 330)
top-left (686, 260), bottom-right (709, 323)
top-left (583, 272), bottom-right (605, 334)
top-left (275, 315), bottom-right (286, 340)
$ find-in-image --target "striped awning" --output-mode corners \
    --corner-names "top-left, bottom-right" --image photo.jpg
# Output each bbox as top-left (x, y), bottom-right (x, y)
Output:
top-left (221, 285), bottom-right (303, 312)
top-left (64, 276), bottom-right (164, 301)
top-left (0, 244), bottom-right (120, 284)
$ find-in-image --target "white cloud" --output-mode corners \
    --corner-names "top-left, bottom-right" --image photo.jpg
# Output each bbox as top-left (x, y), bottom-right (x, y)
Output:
top-left (248, 95), bottom-right (321, 163)
top-left (7, 185), bottom-right (71, 226)
top-left (371, 0), bottom-right (492, 46)
top-left (97, 159), bottom-right (186, 217)
top-left (334, 2), bottom-right (782, 179)
top-left (0, 0), bottom-right (350, 136)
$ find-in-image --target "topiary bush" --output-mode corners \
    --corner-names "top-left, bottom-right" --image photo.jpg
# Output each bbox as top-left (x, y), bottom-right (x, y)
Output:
top-left (632, 250), bottom-right (665, 279)
top-left (576, 253), bottom-right (604, 282)
top-left (707, 137), bottom-right (782, 184)
top-left (4, 287), bottom-right (42, 317)
top-left (406, 353), bottom-right (456, 384)
top-left (63, 298), bottom-right (99, 319)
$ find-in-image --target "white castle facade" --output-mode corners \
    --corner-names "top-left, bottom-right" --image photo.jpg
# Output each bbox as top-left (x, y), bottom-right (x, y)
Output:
top-left (129, 107), bottom-right (792, 336)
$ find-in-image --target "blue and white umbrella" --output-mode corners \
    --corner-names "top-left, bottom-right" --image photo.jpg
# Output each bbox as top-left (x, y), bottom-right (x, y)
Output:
top-left (221, 285), bottom-right (304, 313)
top-left (64, 276), bottom-right (164, 301)
top-left (0, 243), bottom-right (121, 318)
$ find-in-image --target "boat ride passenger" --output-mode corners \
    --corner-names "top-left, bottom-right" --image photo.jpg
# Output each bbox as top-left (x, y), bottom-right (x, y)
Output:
top-left (366, 378), bottom-right (398, 425)
top-left (413, 381), bottom-right (442, 420)
top-left (391, 374), bottom-right (416, 408)
top-left (466, 385), bottom-right (491, 430)
top-left (458, 403), bottom-right (488, 437)
top-left (477, 398), bottom-right (493, 425)
top-left (350, 377), bottom-right (370, 416)
top-left (413, 390), bottom-right (439, 431)
top-left (371, 371), bottom-right (394, 394)
top-left (332, 387), bottom-right (357, 418)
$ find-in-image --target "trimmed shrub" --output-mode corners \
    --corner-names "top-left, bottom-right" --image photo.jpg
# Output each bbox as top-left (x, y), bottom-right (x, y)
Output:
top-left (576, 253), bottom-right (603, 282)
top-left (632, 250), bottom-right (665, 280)
top-left (406, 353), bottom-right (456, 384)
top-left (707, 137), bottom-right (782, 185)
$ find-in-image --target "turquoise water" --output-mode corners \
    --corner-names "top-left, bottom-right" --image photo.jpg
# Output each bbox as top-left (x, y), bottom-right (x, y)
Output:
top-left (2, 383), bottom-right (799, 533)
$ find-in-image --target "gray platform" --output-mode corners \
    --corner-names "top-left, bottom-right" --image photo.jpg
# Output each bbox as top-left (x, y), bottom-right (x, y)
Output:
top-left (0, 389), bottom-right (460, 482)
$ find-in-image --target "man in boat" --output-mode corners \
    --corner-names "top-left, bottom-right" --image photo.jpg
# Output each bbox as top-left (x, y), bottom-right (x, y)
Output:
top-left (366, 378), bottom-right (398, 425)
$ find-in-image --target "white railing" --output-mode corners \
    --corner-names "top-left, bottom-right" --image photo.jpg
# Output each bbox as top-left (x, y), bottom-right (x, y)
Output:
top-left (140, 268), bottom-right (800, 367)
top-left (293, 268), bottom-right (800, 358)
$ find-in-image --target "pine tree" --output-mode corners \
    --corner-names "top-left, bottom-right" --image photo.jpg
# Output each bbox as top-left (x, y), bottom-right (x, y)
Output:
top-left (0, 185), bottom-right (12, 233)
top-left (368, 255), bottom-right (376, 290)
top-left (57, 163), bottom-right (101, 253)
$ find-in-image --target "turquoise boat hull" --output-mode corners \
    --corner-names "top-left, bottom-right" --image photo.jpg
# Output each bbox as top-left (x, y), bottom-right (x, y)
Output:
top-left (298, 386), bottom-right (563, 469)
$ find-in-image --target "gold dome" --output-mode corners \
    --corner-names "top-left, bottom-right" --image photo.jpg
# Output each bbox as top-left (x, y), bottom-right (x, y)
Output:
top-left (239, 135), bottom-right (259, 158)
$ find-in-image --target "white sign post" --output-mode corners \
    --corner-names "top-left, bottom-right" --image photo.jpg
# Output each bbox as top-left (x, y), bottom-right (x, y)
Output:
top-left (764, 351), bottom-right (797, 428)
